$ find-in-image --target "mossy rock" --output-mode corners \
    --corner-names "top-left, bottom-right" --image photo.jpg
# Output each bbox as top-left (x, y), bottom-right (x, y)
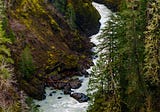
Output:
top-left (51, 0), bottom-right (101, 36)
top-left (72, 0), bottom-right (101, 36)
top-left (46, 49), bottom-right (79, 74)
top-left (64, 54), bottom-right (79, 69)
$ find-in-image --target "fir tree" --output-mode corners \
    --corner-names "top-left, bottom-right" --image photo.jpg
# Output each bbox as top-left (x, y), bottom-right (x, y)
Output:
top-left (88, 14), bottom-right (121, 112)
top-left (87, 0), bottom-right (154, 111)
top-left (19, 46), bottom-right (35, 80)
top-left (144, 0), bottom-right (160, 111)
top-left (144, 0), bottom-right (160, 87)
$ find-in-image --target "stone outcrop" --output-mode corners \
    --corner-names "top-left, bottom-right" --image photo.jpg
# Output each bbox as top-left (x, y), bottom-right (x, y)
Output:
top-left (49, 0), bottom-right (101, 36)
top-left (46, 77), bottom-right (82, 94)
top-left (70, 93), bottom-right (89, 103)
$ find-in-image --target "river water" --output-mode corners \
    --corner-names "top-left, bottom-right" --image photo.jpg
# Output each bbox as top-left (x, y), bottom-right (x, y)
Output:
top-left (34, 2), bottom-right (111, 112)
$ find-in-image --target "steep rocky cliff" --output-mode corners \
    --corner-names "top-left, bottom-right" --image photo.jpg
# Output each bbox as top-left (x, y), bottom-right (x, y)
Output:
top-left (5, 0), bottom-right (100, 100)
top-left (48, 0), bottom-right (101, 36)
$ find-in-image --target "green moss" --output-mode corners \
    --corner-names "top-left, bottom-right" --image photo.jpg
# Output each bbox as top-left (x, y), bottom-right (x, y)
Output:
top-left (49, 16), bottom-right (61, 31)
top-left (65, 3), bottom-right (76, 28)
top-left (46, 49), bottom-right (80, 72)
top-left (46, 50), bottom-right (60, 67)
top-left (12, 0), bottom-right (47, 28)
top-left (53, 0), bottom-right (67, 14)
top-left (64, 54), bottom-right (79, 69)
top-left (81, 55), bottom-right (86, 59)
top-left (71, 0), bottom-right (100, 35)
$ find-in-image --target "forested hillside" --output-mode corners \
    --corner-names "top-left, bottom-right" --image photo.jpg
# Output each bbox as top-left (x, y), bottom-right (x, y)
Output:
top-left (0, 0), bottom-right (101, 111)
top-left (0, 0), bottom-right (159, 112)
top-left (88, 0), bottom-right (160, 112)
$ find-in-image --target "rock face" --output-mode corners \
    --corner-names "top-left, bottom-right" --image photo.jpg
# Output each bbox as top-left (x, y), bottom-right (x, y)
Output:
top-left (69, 78), bottom-right (82, 89)
top-left (70, 93), bottom-right (89, 103)
top-left (46, 77), bottom-right (83, 95)
top-left (50, 0), bottom-right (101, 36)
top-left (71, 0), bottom-right (101, 36)
top-left (7, 0), bottom-right (99, 100)
top-left (63, 85), bottom-right (72, 94)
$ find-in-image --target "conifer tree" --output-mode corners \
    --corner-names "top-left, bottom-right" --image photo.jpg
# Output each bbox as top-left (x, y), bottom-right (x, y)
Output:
top-left (19, 46), bottom-right (35, 80)
top-left (88, 0), bottom-right (152, 111)
top-left (88, 14), bottom-right (121, 112)
top-left (144, 0), bottom-right (160, 111)
top-left (144, 0), bottom-right (160, 86)
top-left (118, 1), bottom-right (147, 111)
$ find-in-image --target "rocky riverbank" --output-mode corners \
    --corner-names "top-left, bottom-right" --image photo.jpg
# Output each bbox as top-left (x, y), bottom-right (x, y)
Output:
top-left (7, 0), bottom-right (100, 100)
top-left (44, 69), bottom-right (90, 102)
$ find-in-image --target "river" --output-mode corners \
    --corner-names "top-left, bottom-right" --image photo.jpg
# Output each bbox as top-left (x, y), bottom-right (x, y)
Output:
top-left (34, 2), bottom-right (111, 112)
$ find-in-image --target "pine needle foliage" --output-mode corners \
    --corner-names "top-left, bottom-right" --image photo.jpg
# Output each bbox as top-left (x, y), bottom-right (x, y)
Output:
top-left (144, 0), bottom-right (160, 86)
top-left (88, 0), bottom-right (160, 111)
top-left (19, 46), bottom-right (35, 80)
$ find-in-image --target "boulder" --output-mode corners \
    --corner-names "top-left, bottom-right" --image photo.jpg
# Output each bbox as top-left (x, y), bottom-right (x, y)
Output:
top-left (81, 70), bottom-right (89, 77)
top-left (70, 93), bottom-right (89, 103)
top-left (46, 77), bottom-right (83, 90)
top-left (53, 82), bottom-right (67, 89)
top-left (57, 97), bottom-right (62, 99)
top-left (51, 91), bottom-right (56, 93)
top-left (49, 91), bottom-right (56, 96)
top-left (63, 85), bottom-right (72, 94)
top-left (49, 93), bottom-right (52, 96)
top-left (36, 105), bottom-right (41, 108)
top-left (50, 74), bottom-right (63, 81)
top-left (69, 78), bottom-right (82, 89)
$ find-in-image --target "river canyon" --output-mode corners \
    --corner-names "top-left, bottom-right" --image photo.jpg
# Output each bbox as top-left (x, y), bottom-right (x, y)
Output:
top-left (34, 2), bottom-right (111, 112)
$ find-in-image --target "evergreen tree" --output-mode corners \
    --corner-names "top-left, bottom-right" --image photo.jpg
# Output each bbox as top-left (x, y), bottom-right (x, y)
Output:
top-left (87, 0), bottom-right (155, 111)
top-left (19, 46), bottom-right (35, 80)
top-left (144, 0), bottom-right (160, 87)
top-left (118, 1), bottom-right (147, 111)
top-left (144, 0), bottom-right (160, 111)
top-left (88, 14), bottom-right (121, 112)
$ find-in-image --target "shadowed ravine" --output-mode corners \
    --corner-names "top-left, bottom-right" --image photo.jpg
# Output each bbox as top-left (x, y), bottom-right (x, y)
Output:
top-left (34, 2), bottom-right (111, 112)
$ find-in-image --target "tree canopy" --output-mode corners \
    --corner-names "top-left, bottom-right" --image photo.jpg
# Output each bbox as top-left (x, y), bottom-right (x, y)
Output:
top-left (88, 0), bottom-right (160, 112)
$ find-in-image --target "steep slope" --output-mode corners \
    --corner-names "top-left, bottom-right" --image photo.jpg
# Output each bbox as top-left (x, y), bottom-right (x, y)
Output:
top-left (48, 0), bottom-right (101, 36)
top-left (5, 0), bottom-right (100, 100)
